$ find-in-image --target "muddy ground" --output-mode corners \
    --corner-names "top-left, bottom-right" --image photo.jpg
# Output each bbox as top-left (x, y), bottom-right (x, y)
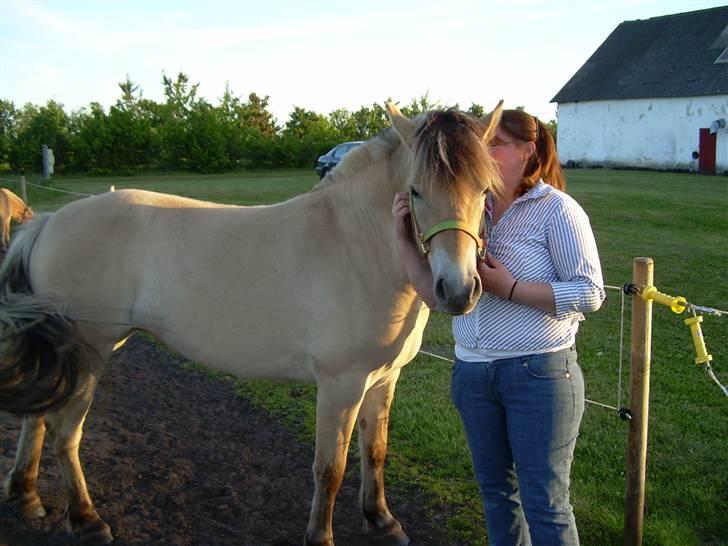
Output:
top-left (0, 335), bottom-right (459, 546)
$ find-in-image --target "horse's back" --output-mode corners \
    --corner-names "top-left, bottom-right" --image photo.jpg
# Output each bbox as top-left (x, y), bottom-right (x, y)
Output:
top-left (30, 189), bottom-right (238, 299)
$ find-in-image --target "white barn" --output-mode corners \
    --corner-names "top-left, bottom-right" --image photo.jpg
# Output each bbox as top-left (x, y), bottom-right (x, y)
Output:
top-left (552, 6), bottom-right (728, 174)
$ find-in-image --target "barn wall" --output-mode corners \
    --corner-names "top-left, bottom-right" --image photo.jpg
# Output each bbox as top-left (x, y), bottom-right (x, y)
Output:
top-left (556, 96), bottom-right (728, 173)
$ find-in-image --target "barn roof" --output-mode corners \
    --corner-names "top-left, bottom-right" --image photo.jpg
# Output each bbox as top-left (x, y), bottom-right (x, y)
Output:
top-left (551, 6), bottom-right (728, 103)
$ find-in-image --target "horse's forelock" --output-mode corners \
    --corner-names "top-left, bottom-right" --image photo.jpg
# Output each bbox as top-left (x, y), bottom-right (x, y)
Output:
top-left (413, 109), bottom-right (501, 198)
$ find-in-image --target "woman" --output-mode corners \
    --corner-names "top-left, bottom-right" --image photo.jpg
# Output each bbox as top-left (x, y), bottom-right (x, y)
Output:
top-left (392, 109), bottom-right (604, 545)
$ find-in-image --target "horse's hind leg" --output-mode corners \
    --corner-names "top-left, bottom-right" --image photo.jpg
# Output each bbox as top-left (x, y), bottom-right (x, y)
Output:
top-left (357, 370), bottom-right (409, 545)
top-left (3, 414), bottom-right (48, 519)
top-left (46, 372), bottom-right (113, 544)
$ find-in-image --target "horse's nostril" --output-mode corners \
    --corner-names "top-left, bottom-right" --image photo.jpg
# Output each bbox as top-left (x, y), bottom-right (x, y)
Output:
top-left (471, 275), bottom-right (482, 300)
top-left (435, 278), bottom-right (447, 303)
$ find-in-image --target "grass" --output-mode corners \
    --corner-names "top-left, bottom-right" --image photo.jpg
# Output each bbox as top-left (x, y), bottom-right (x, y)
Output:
top-left (7, 168), bottom-right (727, 545)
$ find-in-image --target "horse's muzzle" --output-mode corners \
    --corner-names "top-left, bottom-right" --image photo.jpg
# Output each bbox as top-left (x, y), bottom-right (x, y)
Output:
top-left (435, 274), bottom-right (482, 315)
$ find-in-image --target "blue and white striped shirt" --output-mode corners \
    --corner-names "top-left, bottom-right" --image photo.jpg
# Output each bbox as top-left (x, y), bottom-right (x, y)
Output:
top-left (453, 180), bottom-right (605, 358)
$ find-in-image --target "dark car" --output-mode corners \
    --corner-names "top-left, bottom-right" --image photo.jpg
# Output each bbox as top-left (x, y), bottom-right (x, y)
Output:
top-left (315, 141), bottom-right (364, 179)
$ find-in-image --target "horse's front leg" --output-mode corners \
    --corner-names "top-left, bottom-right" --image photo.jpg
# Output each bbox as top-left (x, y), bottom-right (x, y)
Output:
top-left (304, 374), bottom-right (367, 546)
top-left (46, 374), bottom-right (113, 544)
top-left (357, 370), bottom-right (409, 545)
top-left (1, 218), bottom-right (10, 250)
top-left (3, 414), bottom-right (48, 519)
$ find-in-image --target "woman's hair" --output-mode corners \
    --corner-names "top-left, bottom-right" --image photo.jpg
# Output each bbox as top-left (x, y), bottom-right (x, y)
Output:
top-left (499, 109), bottom-right (566, 194)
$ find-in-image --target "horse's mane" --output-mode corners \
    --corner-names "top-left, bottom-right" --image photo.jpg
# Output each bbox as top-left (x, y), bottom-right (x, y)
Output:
top-left (312, 109), bottom-right (502, 198)
top-left (312, 126), bottom-right (401, 190)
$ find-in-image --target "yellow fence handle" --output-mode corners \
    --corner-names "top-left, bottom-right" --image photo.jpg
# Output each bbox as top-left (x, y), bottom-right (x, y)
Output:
top-left (639, 285), bottom-right (687, 314)
top-left (684, 315), bottom-right (713, 365)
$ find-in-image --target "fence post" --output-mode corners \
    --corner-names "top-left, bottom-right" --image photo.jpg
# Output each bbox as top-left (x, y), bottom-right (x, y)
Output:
top-left (624, 257), bottom-right (653, 546)
top-left (20, 174), bottom-right (27, 203)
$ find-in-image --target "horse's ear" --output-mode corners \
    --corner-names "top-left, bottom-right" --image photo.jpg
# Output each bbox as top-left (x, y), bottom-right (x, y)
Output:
top-left (386, 102), bottom-right (415, 149)
top-left (477, 100), bottom-right (504, 144)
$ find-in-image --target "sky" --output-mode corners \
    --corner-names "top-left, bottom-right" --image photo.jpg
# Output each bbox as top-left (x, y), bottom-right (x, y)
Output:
top-left (1, 0), bottom-right (726, 125)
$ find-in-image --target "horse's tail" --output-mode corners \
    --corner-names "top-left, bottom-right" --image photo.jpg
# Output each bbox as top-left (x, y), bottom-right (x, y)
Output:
top-left (0, 215), bottom-right (88, 414)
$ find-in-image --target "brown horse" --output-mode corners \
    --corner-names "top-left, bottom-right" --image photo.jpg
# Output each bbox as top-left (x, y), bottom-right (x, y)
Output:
top-left (0, 188), bottom-right (33, 250)
top-left (0, 103), bottom-right (503, 546)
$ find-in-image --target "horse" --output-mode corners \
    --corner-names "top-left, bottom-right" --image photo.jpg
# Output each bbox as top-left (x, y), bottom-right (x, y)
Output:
top-left (0, 102), bottom-right (503, 546)
top-left (0, 188), bottom-right (33, 251)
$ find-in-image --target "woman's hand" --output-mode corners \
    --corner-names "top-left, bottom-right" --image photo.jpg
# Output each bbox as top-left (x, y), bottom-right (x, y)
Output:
top-left (392, 191), bottom-right (412, 242)
top-left (477, 254), bottom-right (515, 300)
top-left (479, 255), bottom-right (556, 313)
top-left (391, 192), bottom-right (437, 309)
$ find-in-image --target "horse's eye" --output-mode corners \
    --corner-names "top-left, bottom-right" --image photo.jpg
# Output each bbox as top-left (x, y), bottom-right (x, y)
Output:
top-left (409, 187), bottom-right (421, 199)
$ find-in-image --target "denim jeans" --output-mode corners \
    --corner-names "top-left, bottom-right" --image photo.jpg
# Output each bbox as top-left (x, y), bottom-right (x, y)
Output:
top-left (450, 347), bottom-right (584, 546)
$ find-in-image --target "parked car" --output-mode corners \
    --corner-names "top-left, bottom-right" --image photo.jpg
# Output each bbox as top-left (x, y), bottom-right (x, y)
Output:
top-left (315, 141), bottom-right (363, 179)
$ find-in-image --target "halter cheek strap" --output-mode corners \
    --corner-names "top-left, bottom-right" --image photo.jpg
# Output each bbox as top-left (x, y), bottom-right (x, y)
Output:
top-left (409, 191), bottom-right (486, 260)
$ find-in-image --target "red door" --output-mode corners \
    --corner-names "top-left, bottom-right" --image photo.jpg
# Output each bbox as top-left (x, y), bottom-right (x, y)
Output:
top-left (698, 128), bottom-right (717, 174)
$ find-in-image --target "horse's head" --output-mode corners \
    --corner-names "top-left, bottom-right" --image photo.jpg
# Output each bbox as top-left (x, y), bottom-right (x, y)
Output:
top-left (20, 206), bottom-right (33, 223)
top-left (388, 101), bottom-right (503, 315)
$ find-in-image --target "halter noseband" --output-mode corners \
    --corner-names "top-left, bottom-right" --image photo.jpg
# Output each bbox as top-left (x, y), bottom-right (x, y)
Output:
top-left (409, 190), bottom-right (486, 260)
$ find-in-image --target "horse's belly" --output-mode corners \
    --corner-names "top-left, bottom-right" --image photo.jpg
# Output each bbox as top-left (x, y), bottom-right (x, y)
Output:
top-left (153, 299), bottom-right (428, 385)
top-left (159, 331), bottom-right (318, 383)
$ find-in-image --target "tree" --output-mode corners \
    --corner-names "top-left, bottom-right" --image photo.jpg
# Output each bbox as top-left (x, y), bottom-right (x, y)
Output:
top-left (349, 103), bottom-right (389, 140)
top-left (71, 102), bottom-right (110, 173)
top-left (401, 92), bottom-right (442, 117)
top-left (186, 100), bottom-right (229, 173)
top-left (279, 107), bottom-right (338, 167)
top-left (466, 103), bottom-right (485, 118)
top-left (545, 119), bottom-right (558, 143)
top-left (218, 86), bottom-right (278, 167)
top-left (157, 72), bottom-right (201, 169)
top-left (328, 108), bottom-right (357, 141)
top-left (10, 100), bottom-right (71, 173)
top-left (109, 77), bottom-right (157, 172)
top-left (0, 100), bottom-right (18, 169)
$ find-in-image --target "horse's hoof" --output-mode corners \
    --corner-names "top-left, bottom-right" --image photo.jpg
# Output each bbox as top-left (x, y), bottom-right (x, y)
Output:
top-left (363, 518), bottom-right (410, 546)
top-left (66, 513), bottom-right (114, 544)
top-left (3, 474), bottom-right (47, 519)
top-left (19, 495), bottom-right (47, 520)
top-left (303, 534), bottom-right (334, 546)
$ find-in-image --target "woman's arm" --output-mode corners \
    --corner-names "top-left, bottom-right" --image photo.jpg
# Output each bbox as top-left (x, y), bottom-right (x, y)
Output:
top-left (392, 192), bottom-right (437, 309)
top-left (548, 201), bottom-right (605, 317)
top-left (477, 255), bottom-right (556, 314)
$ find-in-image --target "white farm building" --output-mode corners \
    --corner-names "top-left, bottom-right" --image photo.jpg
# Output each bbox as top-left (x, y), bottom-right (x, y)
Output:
top-left (552, 6), bottom-right (728, 174)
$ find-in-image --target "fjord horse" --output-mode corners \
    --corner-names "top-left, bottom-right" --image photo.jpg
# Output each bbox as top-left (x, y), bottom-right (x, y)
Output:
top-left (0, 102), bottom-right (503, 545)
top-left (0, 188), bottom-right (33, 251)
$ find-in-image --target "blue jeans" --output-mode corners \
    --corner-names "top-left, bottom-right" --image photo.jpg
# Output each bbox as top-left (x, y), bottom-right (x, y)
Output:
top-left (451, 347), bottom-right (584, 546)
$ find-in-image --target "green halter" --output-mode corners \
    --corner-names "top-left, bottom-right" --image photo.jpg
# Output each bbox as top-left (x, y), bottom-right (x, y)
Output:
top-left (409, 190), bottom-right (486, 260)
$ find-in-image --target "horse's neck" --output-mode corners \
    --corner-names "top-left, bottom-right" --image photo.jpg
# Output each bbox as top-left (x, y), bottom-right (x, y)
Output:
top-left (4, 191), bottom-right (22, 211)
top-left (320, 158), bottom-right (411, 286)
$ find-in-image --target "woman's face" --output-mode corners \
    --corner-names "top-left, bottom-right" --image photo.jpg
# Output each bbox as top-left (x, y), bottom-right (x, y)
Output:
top-left (488, 127), bottom-right (535, 188)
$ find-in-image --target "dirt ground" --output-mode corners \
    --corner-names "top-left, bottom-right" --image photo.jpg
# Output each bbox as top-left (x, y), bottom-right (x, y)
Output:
top-left (0, 335), bottom-right (458, 546)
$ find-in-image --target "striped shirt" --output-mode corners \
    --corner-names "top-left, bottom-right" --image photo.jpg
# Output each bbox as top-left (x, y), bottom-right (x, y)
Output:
top-left (453, 180), bottom-right (605, 359)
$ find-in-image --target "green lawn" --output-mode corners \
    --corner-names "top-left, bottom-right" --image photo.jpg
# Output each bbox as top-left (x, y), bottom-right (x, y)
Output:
top-left (4, 168), bottom-right (727, 545)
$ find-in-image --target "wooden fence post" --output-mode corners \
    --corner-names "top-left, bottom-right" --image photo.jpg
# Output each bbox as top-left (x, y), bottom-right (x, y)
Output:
top-left (624, 257), bottom-right (653, 546)
top-left (20, 174), bottom-right (27, 203)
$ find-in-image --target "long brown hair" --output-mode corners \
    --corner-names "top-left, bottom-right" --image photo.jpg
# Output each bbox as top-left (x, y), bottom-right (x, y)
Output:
top-left (500, 109), bottom-right (565, 195)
